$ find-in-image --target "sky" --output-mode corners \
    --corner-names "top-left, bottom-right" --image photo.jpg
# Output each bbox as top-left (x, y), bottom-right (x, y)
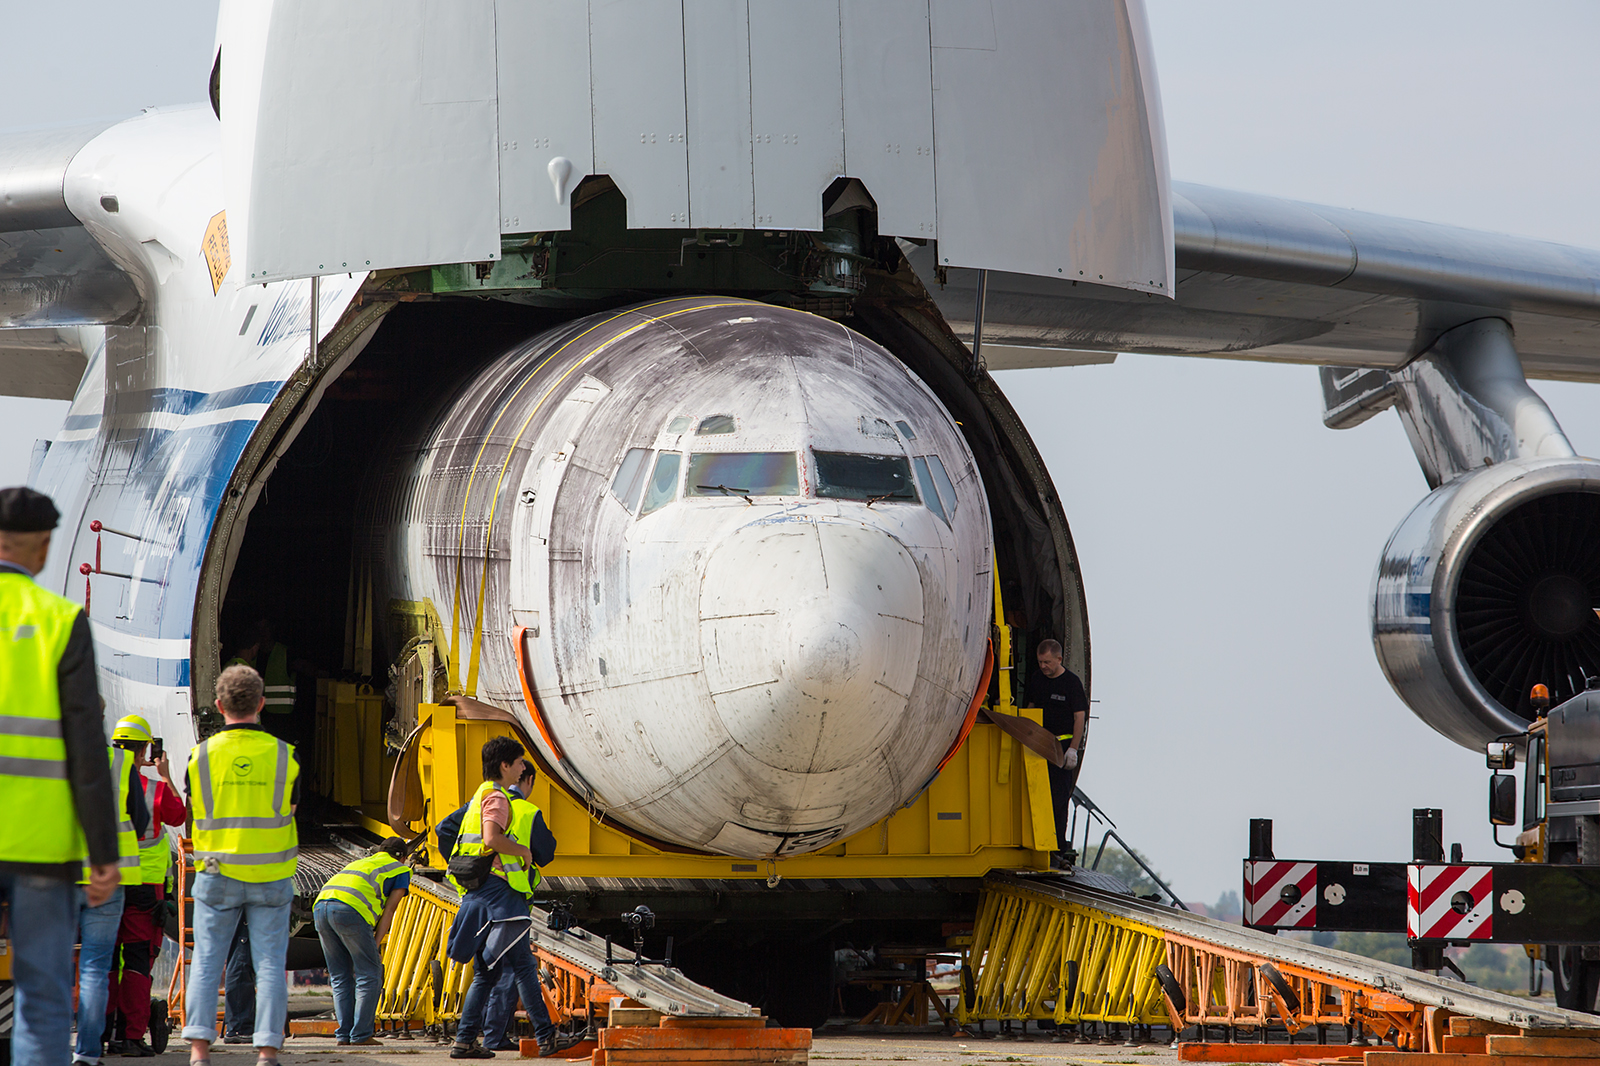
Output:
top-left (4, 1), bottom-right (1600, 904)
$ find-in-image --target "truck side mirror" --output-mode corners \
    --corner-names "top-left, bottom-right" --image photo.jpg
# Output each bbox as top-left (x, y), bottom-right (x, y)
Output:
top-left (1490, 773), bottom-right (1517, 826)
top-left (1486, 742), bottom-right (1515, 770)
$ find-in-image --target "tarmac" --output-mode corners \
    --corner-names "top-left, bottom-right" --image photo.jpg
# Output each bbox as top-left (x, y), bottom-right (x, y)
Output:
top-left (122, 1031), bottom-right (1187, 1066)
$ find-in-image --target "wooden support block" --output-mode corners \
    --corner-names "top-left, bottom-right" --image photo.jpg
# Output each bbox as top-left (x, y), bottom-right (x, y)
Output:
top-left (1487, 1036), bottom-right (1600, 1057)
top-left (597, 1052), bottom-right (805, 1064)
top-left (661, 1017), bottom-right (767, 1028)
top-left (599, 1027), bottom-right (812, 1050)
top-left (1180, 1046), bottom-right (1364, 1062)
top-left (1363, 1049), bottom-right (1600, 1056)
top-left (609, 1008), bottom-right (662, 1027)
top-left (1450, 1019), bottom-right (1520, 1038)
top-left (1442, 1036), bottom-right (1487, 1054)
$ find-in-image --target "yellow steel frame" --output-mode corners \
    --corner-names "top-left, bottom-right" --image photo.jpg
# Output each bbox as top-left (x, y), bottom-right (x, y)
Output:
top-left (960, 878), bottom-right (1169, 1027)
top-left (374, 888), bottom-right (474, 1025)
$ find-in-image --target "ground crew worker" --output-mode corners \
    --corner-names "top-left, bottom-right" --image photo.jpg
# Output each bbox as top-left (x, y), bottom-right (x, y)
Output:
top-left (74, 725), bottom-right (148, 1066)
top-left (181, 664), bottom-right (300, 1065)
top-left (1022, 639), bottom-right (1089, 857)
top-left (445, 737), bottom-right (559, 1059)
top-left (105, 714), bottom-right (186, 1057)
top-left (313, 838), bottom-right (411, 1045)
top-left (481, 764), bottom-right (545, 1050)
top-left (0, 486), bottom-right (121, 1066)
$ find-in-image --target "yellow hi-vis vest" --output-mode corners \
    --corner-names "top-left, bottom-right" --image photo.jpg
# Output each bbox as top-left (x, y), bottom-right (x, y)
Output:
top-left (449, 781), bottom-right (540, 897)
top-left (0, 573), bottom-right (86, 866)
top-left (504, 796), bottom-right (544, 896)
top-left (188, 728), bottom-right (299, 882)
top-left (316, 852), bottom-right (408, 926)
top-left (81, 745), bottom-right (140, 885)
top-left (136, 773), bottom-right (171, 886)
top-left (262, 644), bottom-right (295, 713)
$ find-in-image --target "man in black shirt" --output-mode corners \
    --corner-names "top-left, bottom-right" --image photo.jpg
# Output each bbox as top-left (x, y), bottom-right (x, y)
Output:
top-left (1021, 639), bottom-right (1088, 858)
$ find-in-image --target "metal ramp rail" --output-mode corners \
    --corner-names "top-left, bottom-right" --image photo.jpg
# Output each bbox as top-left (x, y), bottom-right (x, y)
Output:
top-left (375, 872), bottom-right (768, 1044)
top-left (959, 870), bottom-right (1600, 1049)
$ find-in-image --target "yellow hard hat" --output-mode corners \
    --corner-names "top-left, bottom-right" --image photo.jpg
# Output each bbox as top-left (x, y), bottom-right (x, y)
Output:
top-left (112, 714), bottom-right (153, 745)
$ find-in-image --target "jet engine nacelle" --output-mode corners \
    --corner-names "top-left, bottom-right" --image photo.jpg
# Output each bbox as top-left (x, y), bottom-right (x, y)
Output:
top-left (1374, 456), bottom-right (1600, 748)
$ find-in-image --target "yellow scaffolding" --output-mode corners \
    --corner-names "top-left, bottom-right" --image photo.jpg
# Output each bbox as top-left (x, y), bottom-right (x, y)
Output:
top-left (960, 877), bottom-right (1170, 1028)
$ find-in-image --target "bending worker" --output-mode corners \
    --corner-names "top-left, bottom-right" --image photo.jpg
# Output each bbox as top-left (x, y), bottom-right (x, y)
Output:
top-left (0, 486), bottom-right (120, 1066)
top-left (182, 664), bottom-right (300, 1065)
top-left (313, 838), bottom-right (411, 1046)
top-left (445, 737), bottom-right (558, 1059)
top-left (1022, 639), bottom-right (1089, 855)
top-left (106, 715), bottom-right (187, 1057)
top-left (74, 715), bottom-right (149, 1066)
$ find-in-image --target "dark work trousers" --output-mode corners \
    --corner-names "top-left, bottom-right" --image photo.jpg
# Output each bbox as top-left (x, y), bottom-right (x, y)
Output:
top-left (223, 914), bottom-right (255, 1037)
top-left (1047, 760), bottom-right (1082, 854)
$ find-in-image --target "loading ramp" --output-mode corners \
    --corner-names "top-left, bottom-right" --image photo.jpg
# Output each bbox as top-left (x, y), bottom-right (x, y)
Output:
top-left (959, 869), bottom-right (1600, 1052)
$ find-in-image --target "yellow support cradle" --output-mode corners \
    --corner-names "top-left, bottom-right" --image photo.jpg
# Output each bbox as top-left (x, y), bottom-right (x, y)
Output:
top-left (960, 877), bottom-right (1171, 1029)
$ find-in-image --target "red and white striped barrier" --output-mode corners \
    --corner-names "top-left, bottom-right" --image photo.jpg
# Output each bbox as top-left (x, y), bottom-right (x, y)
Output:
top-left (1244, 860), bottom-right (1317, 928)
top-left (1407, 864), bottom-right (1493, 939)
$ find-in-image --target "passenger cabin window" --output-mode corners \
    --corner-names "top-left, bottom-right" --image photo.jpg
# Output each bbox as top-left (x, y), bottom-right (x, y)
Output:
top-left (610, 448), bottom-right (652, 512)
top-left (666, 416), bottom-right (692, 433)
top-left (696, 415), bottom-right (736, 435)
top-left (687, 453), bottom-right (799, 497)
top-left (895, 420), bottom-right (916, 440)
top-left (814, 452), bottom-right (918, 503)
top-left (638, 451), bottom-right (682, 516)
top-left (926, 454), bottom-right (959, 519)
top-left (912, 457), bottom-right (947, 524)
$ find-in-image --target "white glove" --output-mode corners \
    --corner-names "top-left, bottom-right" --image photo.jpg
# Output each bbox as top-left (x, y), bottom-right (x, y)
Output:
top-left (1064, 748), bottom-right (1079, 770)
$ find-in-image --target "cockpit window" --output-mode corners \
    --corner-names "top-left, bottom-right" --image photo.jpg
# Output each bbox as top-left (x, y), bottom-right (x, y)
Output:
top-left (696, 415), bottom-right (736, 435)
top-left (610, 447), bottom-right (652, 512)
top-left (814, 452), bottom-right (918, 503)
top-left (687, 453), bottom-right (799, 498)
top-left (926, 454), bottom-right (959, 518)
top-left (638, 451), bottom-right (682, 516)
top-left (895, 420), bottom-right (916, 440)
top-left (666, 416), bottom-right (692, 433)
top-left (912, 457), bottom-right (947, 524)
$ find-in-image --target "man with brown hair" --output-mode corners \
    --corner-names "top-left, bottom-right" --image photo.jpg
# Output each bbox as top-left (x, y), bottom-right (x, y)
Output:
top-left (182, 664), bottom-right (300, 1066)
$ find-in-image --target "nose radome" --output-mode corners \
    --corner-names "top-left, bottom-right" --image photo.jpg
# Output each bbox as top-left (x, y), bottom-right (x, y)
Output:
top-left (700, 520), bottom-right (925, 775)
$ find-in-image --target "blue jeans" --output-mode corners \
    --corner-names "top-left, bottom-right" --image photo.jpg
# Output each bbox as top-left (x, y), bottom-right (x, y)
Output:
top-left (456, 930), bottom-right (552, 1046)
top-left (313, 900), bottom-right (383, 1043)
top-left (483, 964), bottom-right (519, 1046)
top-left (180, 873), bottom-right (293, 1049)
top-left (74, 886), bottom-right (125, 1063)
top-left (0, 872), bottom-right (80, 1066)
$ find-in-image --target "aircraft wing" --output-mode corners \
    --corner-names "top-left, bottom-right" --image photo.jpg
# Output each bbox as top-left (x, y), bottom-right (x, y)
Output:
top-left (912, 181), bottom-right (1600, 388)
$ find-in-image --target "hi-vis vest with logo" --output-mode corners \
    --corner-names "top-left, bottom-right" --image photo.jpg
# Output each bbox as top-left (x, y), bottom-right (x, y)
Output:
top-left (317, 852), bottom-right (407, 926)
top-left (136, 773), bottom-right (172, 885)
top-left (81, 745), bottom-right (140, 885)
top-left (188, 729), bottom-right (299, 882)
top-left (0, 573), bottom-right (86, 866)
top-left (449, 782), bottom-right (542, 897)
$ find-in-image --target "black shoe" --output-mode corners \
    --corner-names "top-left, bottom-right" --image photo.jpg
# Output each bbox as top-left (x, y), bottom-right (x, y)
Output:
top-left (223, 1035), bottom-right (252, 1045)
top-left (536, 1034), bottom-right (558, 1058)
top-left (105, 1040), bottom-right (126, 1056)
top-left (451, 1043), bottom-right (495, 1059)
top-left (124, 1040), bottom-right (156, 1058)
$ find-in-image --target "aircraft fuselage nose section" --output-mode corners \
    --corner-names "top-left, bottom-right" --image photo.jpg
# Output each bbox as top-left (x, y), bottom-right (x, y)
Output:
top-left (379, 298), bottom-right (993, 856)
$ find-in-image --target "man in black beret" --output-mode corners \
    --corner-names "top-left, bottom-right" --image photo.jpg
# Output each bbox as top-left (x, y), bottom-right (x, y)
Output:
top-left (0, 486), bottom-right (120, 1066)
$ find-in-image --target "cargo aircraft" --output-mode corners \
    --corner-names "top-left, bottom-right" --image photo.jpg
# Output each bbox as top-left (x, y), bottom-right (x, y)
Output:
top-left (7, 0), bottom-right (1600, 1020)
